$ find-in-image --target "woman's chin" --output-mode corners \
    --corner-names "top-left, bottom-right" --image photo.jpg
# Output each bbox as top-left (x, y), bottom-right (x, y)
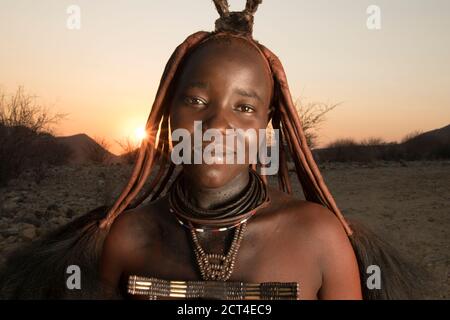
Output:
top-left (183, 163), bottom-right (245, 189)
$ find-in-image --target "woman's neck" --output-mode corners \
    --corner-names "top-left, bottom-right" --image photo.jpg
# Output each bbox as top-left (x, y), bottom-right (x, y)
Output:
top-left (183, 170), bottom-right (250, 211)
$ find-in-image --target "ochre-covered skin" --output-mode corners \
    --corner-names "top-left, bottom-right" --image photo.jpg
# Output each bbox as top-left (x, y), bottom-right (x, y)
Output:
top-left (99, 37), bottom-right (362, 300)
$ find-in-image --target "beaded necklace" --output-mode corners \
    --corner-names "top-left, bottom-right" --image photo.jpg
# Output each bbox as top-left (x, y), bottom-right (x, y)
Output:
top-left (168, 168), bottom-right (270, 281)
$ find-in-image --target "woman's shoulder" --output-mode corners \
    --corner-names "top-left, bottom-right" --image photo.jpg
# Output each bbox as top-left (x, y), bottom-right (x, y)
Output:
top-left (264, 187), bottom-right (350, 244)
top-left (105, 196), bottom-right (170, 248)
top-left (260, 188), bottom-right (355, 278)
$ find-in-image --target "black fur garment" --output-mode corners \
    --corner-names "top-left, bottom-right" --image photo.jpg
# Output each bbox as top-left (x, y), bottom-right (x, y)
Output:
top-left (0, 206), bottom-right (120, 299)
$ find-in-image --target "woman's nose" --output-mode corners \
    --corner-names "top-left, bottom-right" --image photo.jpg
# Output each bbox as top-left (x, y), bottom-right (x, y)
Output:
top-left (202, 105), bottom-right (233, 133)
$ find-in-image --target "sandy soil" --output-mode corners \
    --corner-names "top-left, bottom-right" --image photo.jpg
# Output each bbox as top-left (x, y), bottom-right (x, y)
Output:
top-left (0, 160), bottom-right (448, 299)
top-left (275, 161), bottom-right (449, 299)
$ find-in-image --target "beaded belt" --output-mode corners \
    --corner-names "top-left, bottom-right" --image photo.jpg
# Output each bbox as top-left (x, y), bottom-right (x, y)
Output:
top-left (127, 275), bottom-right (299, 300)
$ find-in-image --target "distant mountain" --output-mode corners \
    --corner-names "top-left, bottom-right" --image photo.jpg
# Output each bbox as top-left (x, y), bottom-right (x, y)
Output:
top-left (56, 134), bottom-right (122, 165)
top-left (399, 124), bottom-right (450, 159)
top-left (401, 124), bottom-right (450, 145)
top-left (312, 124), bottom-right (450, 162)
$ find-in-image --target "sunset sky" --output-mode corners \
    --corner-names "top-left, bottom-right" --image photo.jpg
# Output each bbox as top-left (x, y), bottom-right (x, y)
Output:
top-left (1, 0), bottom-right (449, 154)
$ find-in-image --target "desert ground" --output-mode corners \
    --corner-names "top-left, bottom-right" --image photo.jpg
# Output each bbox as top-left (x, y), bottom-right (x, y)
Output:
top-left (0, 160), bottom-right (448, 299)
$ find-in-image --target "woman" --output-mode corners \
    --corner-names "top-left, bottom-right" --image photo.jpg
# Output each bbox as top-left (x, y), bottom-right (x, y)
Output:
top-left (99, 30), bottom-right (362, 299)
top-left (0, 0), bottom-right (423, 300)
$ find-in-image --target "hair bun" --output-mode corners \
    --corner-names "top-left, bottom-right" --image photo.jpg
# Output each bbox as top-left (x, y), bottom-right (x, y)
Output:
top-left (212, 0), bottom-right (262, 37)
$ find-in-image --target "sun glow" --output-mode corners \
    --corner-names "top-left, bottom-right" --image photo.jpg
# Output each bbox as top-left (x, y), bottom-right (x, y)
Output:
top-left (134, 126), bottom-right (147, 142)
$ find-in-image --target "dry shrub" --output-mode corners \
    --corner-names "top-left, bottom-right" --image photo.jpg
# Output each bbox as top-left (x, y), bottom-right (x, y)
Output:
top-left (0, 87), bottom-right (70, 185)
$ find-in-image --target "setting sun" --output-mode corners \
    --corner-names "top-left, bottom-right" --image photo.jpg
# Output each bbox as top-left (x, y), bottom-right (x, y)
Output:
top-left (135, 126), bottom-right (148, 142)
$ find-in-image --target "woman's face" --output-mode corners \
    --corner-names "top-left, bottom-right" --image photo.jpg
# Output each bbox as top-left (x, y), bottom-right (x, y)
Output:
top-left (170, 37), bottom-right (273, 189)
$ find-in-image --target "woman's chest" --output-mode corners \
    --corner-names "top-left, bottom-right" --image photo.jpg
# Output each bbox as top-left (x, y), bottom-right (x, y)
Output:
top-left (122, 226), bottom-right (322, 299)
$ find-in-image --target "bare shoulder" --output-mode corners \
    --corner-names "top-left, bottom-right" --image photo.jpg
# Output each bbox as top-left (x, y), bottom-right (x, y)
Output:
top-left (266, 190), bottom-right (362, 298)
top-left (102, 197), bottom-right (168, 257)
top-left (264, 189), bottom-right (361, 299)
top-left (266, 188), bottom-right (351, 248)
top-left (290, 201), bottom-right (348, 240)
top-left (98, 199), bottom-right (167, 290)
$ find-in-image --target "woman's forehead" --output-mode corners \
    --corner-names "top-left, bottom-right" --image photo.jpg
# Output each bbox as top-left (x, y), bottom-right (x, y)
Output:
top-left (189, 36), bottom-right (269, 72)
top-left (176, 37), bottom-right (273, 94)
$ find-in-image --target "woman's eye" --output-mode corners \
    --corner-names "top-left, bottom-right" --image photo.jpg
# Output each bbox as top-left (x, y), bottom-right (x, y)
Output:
top-left (235, 105), bottom-right (255, 113)
top-left (184, 96), bottom-right (206, 106)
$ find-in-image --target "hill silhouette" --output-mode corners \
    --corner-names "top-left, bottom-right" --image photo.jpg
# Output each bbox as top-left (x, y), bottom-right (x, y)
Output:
top-left (56, 134), bottom-right (121, 165)
top-left (313, 124), bottom-right (450, 162)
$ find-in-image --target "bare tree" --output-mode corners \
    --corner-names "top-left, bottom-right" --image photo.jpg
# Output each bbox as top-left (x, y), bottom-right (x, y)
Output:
top-left (294, 99), bottom-right (339, 149)
top-left (0, 86), bottom-right (66, 134)
top-left (116, 137), bottom-right (140, 165)
top-left (0, 87), bottom-right (69, 185)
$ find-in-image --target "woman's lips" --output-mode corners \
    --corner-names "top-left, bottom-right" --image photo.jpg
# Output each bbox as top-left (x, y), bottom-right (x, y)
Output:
top-left (192, 144), bottom-right (238, 163)
top-left (198, 143), bottom-right (237, 153)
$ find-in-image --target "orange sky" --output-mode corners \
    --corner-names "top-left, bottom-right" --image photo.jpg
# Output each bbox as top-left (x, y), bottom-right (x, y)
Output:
top-left (1, 0), bottom-right (449, 154)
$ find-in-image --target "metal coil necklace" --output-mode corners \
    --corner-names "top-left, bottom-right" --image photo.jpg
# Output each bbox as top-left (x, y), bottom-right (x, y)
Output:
top-left (168, 168), bottom-right (270, 281)
top-left (169, 168), bottom-right (270, 232)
